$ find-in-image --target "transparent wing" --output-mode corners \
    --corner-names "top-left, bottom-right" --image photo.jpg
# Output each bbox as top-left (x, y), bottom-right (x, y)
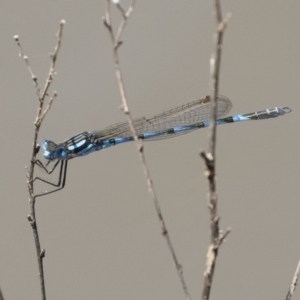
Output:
top-left (93, 95), bottom-right (232, 141)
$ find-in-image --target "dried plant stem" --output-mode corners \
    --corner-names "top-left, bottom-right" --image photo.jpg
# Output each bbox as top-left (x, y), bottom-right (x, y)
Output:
top-left (15, 20), bottom-right (65, 300)
top-left (286, 259), bottom-right (300, 300)
top-left (200, 1), bottom-right (230, 300)
top-left (103, 2), bottom-right (190, 299)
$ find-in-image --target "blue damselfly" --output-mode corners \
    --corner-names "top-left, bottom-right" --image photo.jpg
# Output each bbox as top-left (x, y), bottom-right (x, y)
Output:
top-left (34, 96), bottom-right (291, 196)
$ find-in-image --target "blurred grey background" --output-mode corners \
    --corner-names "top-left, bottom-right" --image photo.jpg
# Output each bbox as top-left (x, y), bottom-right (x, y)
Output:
top-left (0, 1), bottom-right (299, 299)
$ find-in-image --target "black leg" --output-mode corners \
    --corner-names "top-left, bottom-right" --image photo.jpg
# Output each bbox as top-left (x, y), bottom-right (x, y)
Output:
top-left (34, 160), bottom-right (68, 198)
top-left (35, 159), bottom-right (60, 175)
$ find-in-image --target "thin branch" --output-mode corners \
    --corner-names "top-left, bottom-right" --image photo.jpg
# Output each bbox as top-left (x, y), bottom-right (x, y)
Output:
top-left (37, 91), bottom-right (57, 126)
top-left (15, 20), bottom-right (65, 300)
top-left (218, 227), bottom-right (231, 245)
top-left (286, 259), bottom-right (300, 300)
top-left (103, 2), bottom-right (191, 299)
top-left (200, 1), bottom-right (230, 300)
top-left (13, 35), bottom-right (38, 90)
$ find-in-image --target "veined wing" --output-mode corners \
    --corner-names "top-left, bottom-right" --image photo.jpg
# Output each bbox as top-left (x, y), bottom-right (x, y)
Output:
top-left (93, 95), bottom-right (232, 141)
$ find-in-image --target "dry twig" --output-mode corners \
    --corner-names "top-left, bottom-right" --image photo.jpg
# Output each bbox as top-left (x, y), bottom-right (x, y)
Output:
top-left (103, 1), bottom-right (191, 299)
top-left (200, 1), bottom-right (230, 300)
top-left (14, 20), bottom-right (65, 300)
top-left (286, 259), bottom-right (300, 300)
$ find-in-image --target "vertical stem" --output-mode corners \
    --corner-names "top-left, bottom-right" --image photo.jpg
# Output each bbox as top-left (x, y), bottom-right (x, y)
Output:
top-left (103, 2), bottom-right (191, 299)
top-left (200, 1), bottom-right (230, 300)
top-left (15, 20), bottom-right (65, 300)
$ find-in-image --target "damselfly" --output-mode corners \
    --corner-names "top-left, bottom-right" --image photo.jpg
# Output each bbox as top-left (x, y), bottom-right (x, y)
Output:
top-left (34, 96), bottom-right (291, 197)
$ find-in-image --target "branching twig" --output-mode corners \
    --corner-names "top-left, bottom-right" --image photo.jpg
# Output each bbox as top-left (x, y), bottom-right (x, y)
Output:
top-left (37, 91), bottom-right (57, 126)
top-left (14, 35), bottom-right (38, 90)
top-left (200, 1), bottom-right (230, 300)
top-left (103, 2), bottom-right (191, 299)
top-left (15, 20), bottom-right (65, 300)
top-left (286, 259), bottom-right (300, 300)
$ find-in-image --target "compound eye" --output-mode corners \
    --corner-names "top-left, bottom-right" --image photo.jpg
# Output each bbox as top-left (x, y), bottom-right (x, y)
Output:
top-left (55, 147), bottom-right (67, 160)
top-left (41, 140), bottom-right (50, 151)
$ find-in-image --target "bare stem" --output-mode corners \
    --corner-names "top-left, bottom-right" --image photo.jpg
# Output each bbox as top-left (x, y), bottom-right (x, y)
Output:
top-left (15, 20), bottom-right (65, 300)
top-left (286, 259), bottom-right (300, 300)
top-left (200, 1), bottom-right (230, 300)
top-left (103, 2), bottom-right (190, 299)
